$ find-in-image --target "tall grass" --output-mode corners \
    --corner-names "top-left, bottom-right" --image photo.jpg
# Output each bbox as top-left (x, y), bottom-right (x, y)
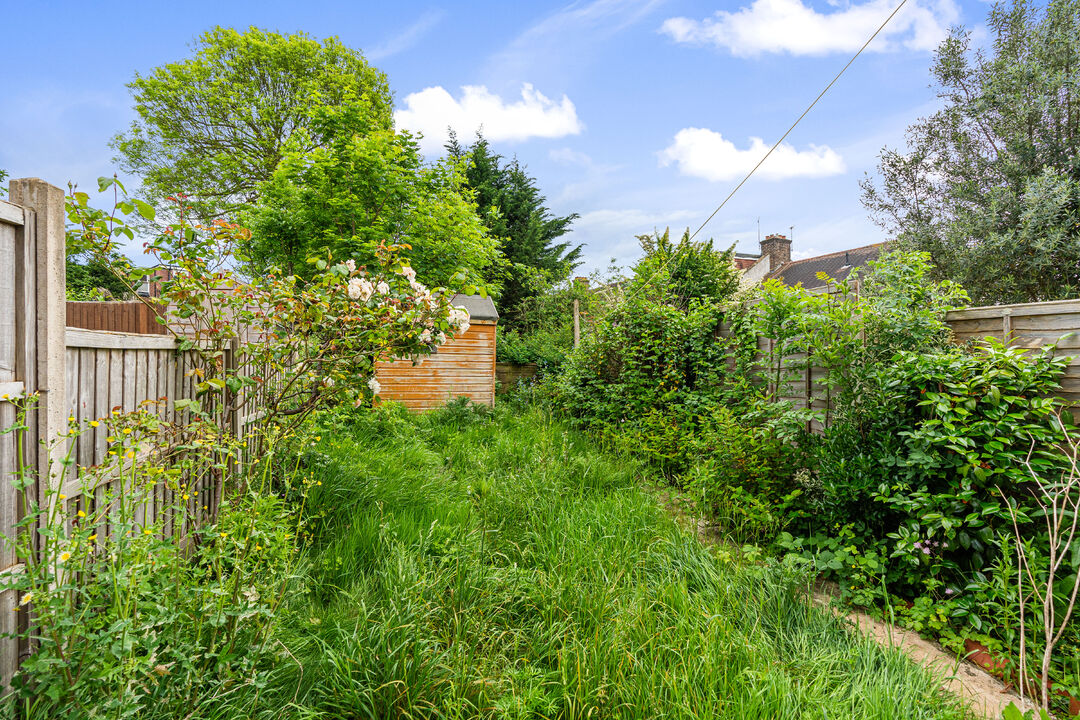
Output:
top-left (235, 401), bottom-right (970, 719)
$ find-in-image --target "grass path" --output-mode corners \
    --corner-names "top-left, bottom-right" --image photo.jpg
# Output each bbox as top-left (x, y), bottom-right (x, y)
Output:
top-left (255, 402), bottom-right (975, 719)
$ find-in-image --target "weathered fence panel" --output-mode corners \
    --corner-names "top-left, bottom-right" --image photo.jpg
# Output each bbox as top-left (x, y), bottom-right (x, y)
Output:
top-left (67, 301), bottom-right (167, 335)
top-left (946, 299), bottom-right (1080, 412)
top-left (496, 362), bottom-right (539, 393)
top-left (717, 297), bottom-right (1080, 430)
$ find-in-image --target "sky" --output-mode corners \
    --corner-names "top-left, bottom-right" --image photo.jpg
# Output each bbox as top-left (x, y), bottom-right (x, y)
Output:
top-left (0, 0), bottom-right (996, 276)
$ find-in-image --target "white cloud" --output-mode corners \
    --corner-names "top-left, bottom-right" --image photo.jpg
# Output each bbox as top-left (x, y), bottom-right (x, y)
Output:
top-left (659, 0), bottom-right (959, 57)
top-left (367, 9), bottom-right (446, 61)
top-left (659, 128), bottom-right (846, 182)
top-left (394, 83), bottom-right (583, 154)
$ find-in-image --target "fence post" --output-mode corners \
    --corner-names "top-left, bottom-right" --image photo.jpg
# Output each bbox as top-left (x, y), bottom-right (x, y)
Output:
top-left (9, 179), bottom-right (67, 517)
top-left (573, 299), bottom-right (580, 349)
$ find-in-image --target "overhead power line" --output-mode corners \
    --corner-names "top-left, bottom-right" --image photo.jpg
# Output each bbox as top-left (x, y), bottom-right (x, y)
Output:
top-left (686, 0), bottom-right (910, 243)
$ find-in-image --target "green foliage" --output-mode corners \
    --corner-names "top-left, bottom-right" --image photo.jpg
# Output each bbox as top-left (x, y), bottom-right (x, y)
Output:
top-left (64, 176), bottom-right (156, 299)
top-left (862, 0), bottom-right (1080, 304)
top-left (631, 228), bottom-right (740, 309)
top-left (495, 278), bottom-right (604, 371)
top-left (556, 295), bottom-right (731, 446)
top-left (244, 106), bottom-right (499, 288)
top-left (113, 26), bottom-right (393, 222)
top-left (65, 256), bottom-right (132, 300)
top-left (552, 244), bottom-right (1080, 691)
top-left (496, 325), bottom-right (568, 369)
top-left (447, 132), bottom-right (581, 324)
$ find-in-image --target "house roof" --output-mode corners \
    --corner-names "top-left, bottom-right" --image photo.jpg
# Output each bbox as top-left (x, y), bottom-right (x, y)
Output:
top-left (733, 254), bottom-right (759, 271)
top-left (767, 243), bottom-right (887, 288)
top-left (450, 293), bottom-right (499, 321)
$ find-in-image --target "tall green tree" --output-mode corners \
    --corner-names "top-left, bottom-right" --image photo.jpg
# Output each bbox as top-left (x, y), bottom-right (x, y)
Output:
top-left (861, 0), bottom-right (1080, 305)
top-left (112, 26), bottom-right (393, 222)
top-left (243, 103), bottom-right (499, 289)
top-left (447, 133), bottom-right (582, 326)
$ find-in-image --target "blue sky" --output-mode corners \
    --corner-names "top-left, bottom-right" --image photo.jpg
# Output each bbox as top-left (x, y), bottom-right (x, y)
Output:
top-left (1, 0), bottom-right (994, 275)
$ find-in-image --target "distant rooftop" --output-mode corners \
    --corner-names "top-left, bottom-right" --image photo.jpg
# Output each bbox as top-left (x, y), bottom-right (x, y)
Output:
top-left (767, 243), bottom-right (887, 288)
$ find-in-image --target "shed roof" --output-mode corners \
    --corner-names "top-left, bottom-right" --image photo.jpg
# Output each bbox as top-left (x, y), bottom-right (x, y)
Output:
top-left (767, 243), bottom-right (887, 288)
top-left (450, 293), bottom-right (499, 321)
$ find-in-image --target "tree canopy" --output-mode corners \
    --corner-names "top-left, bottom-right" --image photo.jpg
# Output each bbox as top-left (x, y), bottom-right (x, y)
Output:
top-left (243, 103), bottom-right (499, 289)
top-left (861, 0), bottom-right (1080, 305)
top-left (447, 133), bottom-right (581, 327)
top-left (112, 26), bottom-right (393, 222)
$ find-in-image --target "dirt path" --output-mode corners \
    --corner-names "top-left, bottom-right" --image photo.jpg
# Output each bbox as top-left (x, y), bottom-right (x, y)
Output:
top-left (810, 582), bottom-right (1030, 719)
top-left (650, 484), bottom-right (1033, 719)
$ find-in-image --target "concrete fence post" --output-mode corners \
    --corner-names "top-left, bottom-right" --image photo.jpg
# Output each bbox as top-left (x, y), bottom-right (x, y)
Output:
top-left (9, 179), bottom-right (67, 514)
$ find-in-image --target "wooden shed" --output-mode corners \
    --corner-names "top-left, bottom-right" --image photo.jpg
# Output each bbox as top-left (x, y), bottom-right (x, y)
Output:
top-left (374, 294), bottom-right (499, 410)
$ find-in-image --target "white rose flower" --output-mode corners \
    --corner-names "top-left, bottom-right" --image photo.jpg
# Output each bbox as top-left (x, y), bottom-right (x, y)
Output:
top-left (449, 306), bottom-right (471, 332)
top-left (345, 259), bottom-right (356, 273)
top-left (367, 376), bottom-right (381, 395)
top-left (347, 278), bottom-right (373, 302)
top-left (409, 280), bottom-right (427, 295)
top-left (420, 329), bottom-right (432, 343)
top-left (434, 331), bottom-right (446, 345)
top-left (376, 281), bottom-right (389, 295)
top-left (400, 265), bottom-right (417, 282)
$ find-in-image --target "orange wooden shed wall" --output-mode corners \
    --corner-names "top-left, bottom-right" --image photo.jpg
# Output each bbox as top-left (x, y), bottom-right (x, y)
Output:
top-left (374, 319), bottom-right (496, 410)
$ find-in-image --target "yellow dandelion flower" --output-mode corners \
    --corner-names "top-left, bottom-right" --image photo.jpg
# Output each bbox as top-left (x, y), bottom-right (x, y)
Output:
top-left (60, 552), bottom-right (70, 562)
top-left (122, 428), bottom-right (132, 435)
top-left (125, 450), bottom-right (135, 459)
top-left (89, 421), bottom-right (99, 428)
top-left (220, 532), bottom-right (227, 538)
top-left (77, 510), bottom-right (86, 518)
top-left (88, 534), bottom-right (97, 541)
top-left (58, 494), bottom-right (66, 500)
top-left (182, 494), bottom-right (190, 500)
top-left (143, 528), bottom-right (152, 536)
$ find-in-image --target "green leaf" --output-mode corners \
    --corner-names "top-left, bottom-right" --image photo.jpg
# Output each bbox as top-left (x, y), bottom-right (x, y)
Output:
top-left (133, 199), bottom-right (156, 221)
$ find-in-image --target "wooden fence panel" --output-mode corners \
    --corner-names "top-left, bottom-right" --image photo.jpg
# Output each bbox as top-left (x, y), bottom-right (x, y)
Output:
top-left (66, 301), bottom-right (167, 335)
top-left (946, 299), bottom-right (1080, 416)
top-left (716, 298), bottom-right (1080, 431)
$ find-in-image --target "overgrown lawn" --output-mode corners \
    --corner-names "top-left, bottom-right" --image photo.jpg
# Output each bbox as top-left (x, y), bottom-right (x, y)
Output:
top-left (252, 402), bottom-right (970, 719)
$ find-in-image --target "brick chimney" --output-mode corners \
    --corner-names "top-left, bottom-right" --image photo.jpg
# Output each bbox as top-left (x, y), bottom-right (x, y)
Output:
top-left (760, 233), bottom-right (791, 268)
